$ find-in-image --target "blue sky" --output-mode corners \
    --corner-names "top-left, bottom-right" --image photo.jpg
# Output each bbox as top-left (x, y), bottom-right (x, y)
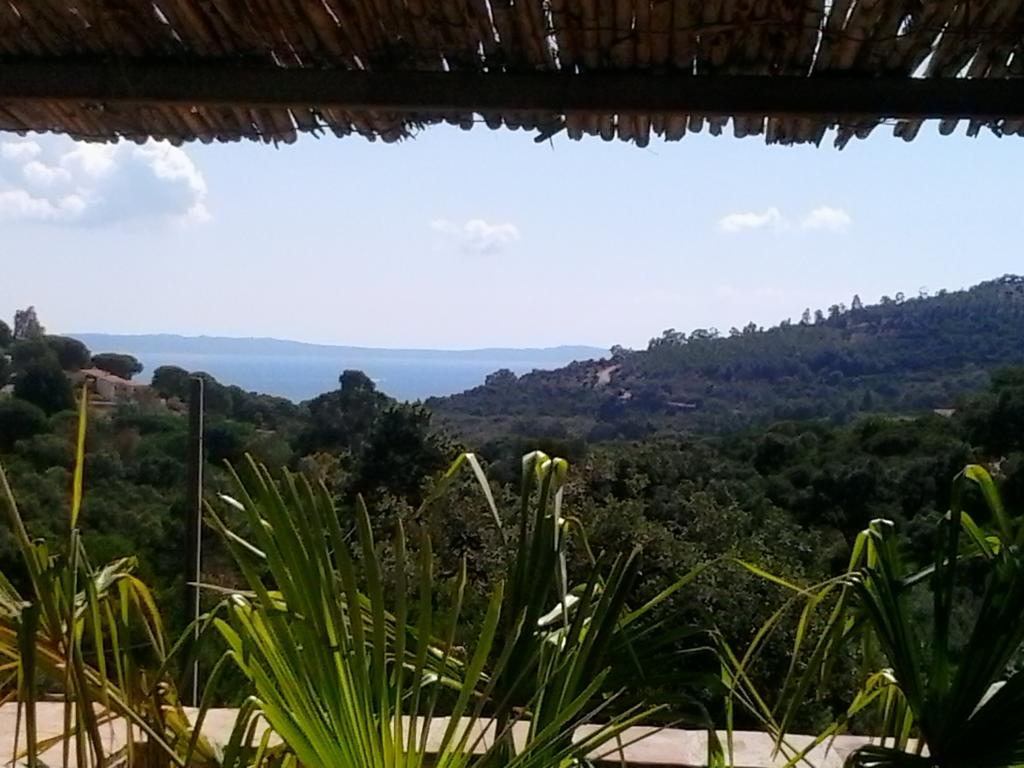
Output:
top-left (1, 123), bottom-right (1022, 350)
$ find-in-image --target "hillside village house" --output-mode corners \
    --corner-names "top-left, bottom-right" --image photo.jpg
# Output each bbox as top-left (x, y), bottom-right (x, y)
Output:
top-left (72, 367), bottom-right (147, 407)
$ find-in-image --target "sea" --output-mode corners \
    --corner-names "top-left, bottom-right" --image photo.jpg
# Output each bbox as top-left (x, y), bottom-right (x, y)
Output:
top-left (71, 334), bottom-right (607, 402)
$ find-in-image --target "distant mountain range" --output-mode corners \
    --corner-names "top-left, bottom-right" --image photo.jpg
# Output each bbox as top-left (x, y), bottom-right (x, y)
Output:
top-left (71, 334), bottom-right (606, 361)
top-left (430, 275), bottom-right (1024, 442)
top-left (69, 333), bottom-right (609, 402)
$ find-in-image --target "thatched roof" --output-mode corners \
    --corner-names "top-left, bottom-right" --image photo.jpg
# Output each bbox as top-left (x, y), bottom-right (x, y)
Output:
top-left (1, 0), bottom-right (1023, 147)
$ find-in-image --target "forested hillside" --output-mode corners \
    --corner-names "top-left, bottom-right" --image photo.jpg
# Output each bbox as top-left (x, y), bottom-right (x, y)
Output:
top-left (430, 275), bottom-right (1024, 442)
top-left (3, 282), bottom-right (1024, 727)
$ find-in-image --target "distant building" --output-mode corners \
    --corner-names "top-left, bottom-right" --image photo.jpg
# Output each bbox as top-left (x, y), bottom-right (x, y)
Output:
top-left (72, 367), bottom-right (148, 407)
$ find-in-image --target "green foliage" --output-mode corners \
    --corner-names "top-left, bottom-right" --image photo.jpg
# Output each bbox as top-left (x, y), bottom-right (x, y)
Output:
top-left (10, 338), bottom-right (58, 369)
top-left (432, 276), bottom-right (1024, 442)
top-left (0, 390), bottom-right (191, 768)
top-left (44, 335), bottom-right (92, 371)
top-left (729, 466), bottom-right (1024, 768)
top-left (204, 419), bottom-right (254, 465)
top-left (15, 433), bottom-right (75, 469)
top-left (0, 319), bottom-right (12, 348)
top-left (91, 352), bottom-right (144, 380)
top-left (14, 359), bottom-right (75, 415)
top-left (299, 369), bottom-right (391, 454)
top-left (349, 403), bottom-right (454, 501)
top-left (151, 365), bottom-right (192, 399)
top-left (205, 452), bottom-right (693, 768)
top-left (0, 399), bottom-right (48, 451)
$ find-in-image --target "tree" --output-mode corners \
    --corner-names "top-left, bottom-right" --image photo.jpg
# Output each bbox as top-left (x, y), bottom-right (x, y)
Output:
top-left (349, 403), bottom-right (454, 501)
top-left (204, 419), bottom-right (254, 465)
top-left (151, 365), bottom-right (191, 399)
top-left (44, 335), bottom-right (91, 371)
top-left (13, 358), bottom-right (75, 415)
top-left (800, 308), bottom-right (812, 325)
top-left (0, 398), bottom-right (48, 451)
top-left (12, 307), bottom-right (44, 340)
top-left (0, 320), bottom-right (11, 348)
top-left (92, 353), bottom-right (144, 381)
top-left (298, 369), bottom-right (389, 454)
top-left (851, 294), bottom-right (864, 311)
top-left (10, 339), bottom-right (56, 370)
top-left (340, 369), bottom-right (377, 395)
top-left (814, 309), bottom-right (825, 324)
top-left (648, 329), bottom-right (686, 349)
top-left (485, 369), bottom-right (518, 388)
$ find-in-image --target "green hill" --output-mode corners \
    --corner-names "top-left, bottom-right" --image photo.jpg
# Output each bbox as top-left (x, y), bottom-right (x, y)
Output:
top-left (429, 275), bottom-right (1024, 442)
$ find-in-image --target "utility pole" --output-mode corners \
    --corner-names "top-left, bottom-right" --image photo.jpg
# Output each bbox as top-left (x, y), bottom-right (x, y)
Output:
top-left (184, 376), bottom-right (204, 707)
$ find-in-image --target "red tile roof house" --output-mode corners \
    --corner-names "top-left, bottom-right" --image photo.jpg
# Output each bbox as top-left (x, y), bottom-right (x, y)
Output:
top-left (72, 368), bottom-right (149, 408)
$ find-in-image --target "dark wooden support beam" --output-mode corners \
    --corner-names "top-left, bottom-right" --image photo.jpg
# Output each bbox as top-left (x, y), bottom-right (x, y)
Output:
top-left (2, 59), bottom-right (1024, 119)
top-left (184, 376), bottom-right (204, 707)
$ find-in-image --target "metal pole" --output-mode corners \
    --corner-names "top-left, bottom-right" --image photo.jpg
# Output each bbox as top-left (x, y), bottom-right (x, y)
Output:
top-left (185, 376), bottom-right (204, 707)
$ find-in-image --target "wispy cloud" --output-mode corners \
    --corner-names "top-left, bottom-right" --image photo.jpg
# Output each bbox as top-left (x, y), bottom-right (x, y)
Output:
top-left (430, 218), bottom-right (521, 254)
top-left (718, 205), bottom-right (852, 234)
top-left (800, 205), bottom-right (852, 232)
top-left (0, 136), bottom-right (211, 225)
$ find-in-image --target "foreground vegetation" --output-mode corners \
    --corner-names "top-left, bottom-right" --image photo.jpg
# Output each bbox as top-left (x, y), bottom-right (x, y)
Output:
top-left (3, 395), bottom-right (1024, 767)
top-left (5, 295), bottom-right (1024, 731)
top-left (4, 283), bottom-right (1024, 765)
top-left (0, 392), bottom-right (724, 768)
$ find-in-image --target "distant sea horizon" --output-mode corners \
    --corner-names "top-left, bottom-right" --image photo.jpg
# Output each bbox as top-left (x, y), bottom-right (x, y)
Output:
top-left (71, 333), bottom-right (609, 402)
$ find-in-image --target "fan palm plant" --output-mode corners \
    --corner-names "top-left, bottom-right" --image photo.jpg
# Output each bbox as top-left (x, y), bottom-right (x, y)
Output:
top-left (727, 464), bottom-right (1024, 768)
top-left (434, 451), bottom-right (719, 768)
top-left (203, 451), bottom-right (710, 768)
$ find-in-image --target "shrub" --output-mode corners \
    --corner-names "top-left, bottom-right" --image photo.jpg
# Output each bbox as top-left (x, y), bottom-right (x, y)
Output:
top-left (0, 399), bottom-right (48, 451)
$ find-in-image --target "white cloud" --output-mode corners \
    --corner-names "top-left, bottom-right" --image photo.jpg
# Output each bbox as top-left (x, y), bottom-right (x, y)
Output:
top-left (717, 205), bottom-right (852, 234)
top-left (1, 141), bottom-right (42, 161)
top-left (717, 207), bottom-right (786, 233)
top-left (431, 218), bottom-right (521, 254)
top-left (60, 143), bottom-right (118, 177)
top-left (23, 160), bottom-right (72, 186)
top-left (0, 189), bottom-right (87, 220)
top-left (0, 136), bottom-right (210, 225)
top-left (0, 189), bottom-right (56, 219)
top-left (133, 142), bottom-right (207, 195)
top-left (800, 205), bottom-right (852, 232)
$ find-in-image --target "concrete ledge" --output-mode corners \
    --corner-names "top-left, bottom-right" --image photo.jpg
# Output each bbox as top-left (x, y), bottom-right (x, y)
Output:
top-left (0, 703), bottom-right (906, 767)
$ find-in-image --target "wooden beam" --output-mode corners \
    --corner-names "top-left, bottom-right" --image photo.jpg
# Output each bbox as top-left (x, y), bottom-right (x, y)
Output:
top-left (2, 59), bottom-right (1024, 119)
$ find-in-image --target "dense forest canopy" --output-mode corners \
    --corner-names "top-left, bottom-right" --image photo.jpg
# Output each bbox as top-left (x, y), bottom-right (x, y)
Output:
top-left (2, 276), bottom-right (1024, 729)
top-left (431, 275), bottom-right (1024, 442)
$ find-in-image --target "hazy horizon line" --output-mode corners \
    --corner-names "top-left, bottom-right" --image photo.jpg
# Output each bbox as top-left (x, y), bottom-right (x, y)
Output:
top-left (68, 330), bottom-right (611, 355)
